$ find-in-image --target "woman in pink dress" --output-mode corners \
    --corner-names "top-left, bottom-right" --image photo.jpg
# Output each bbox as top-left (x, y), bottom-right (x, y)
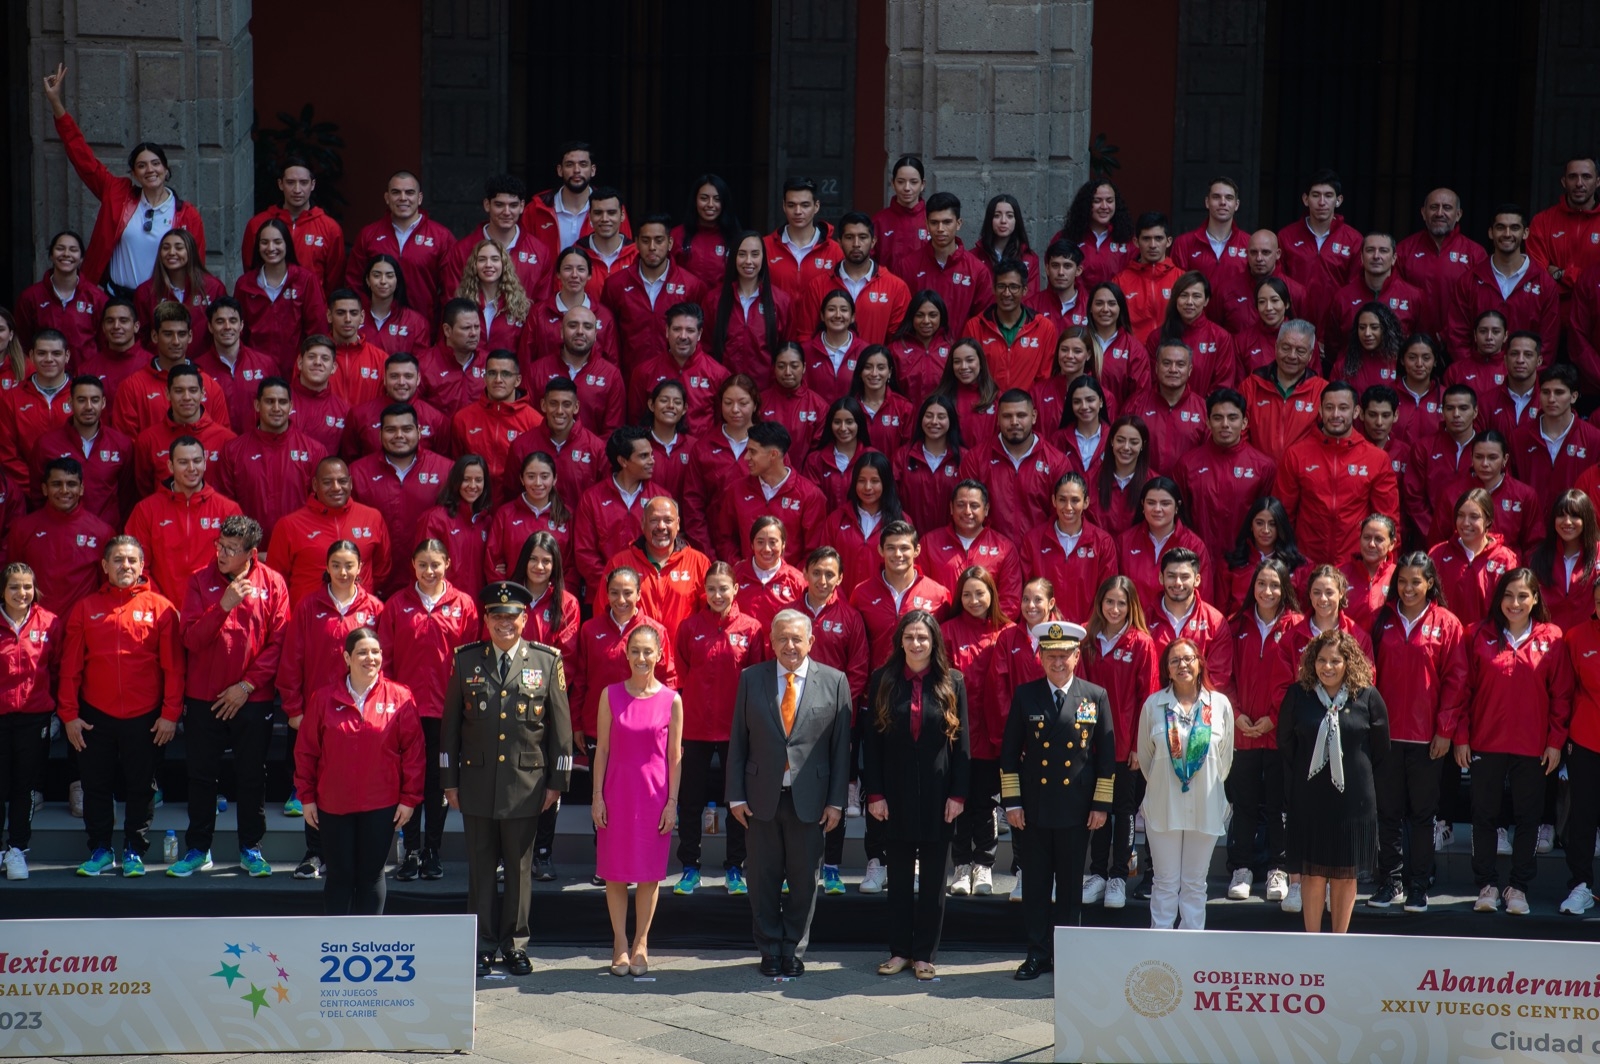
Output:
top-left (591, 625), bottom-right (683, 977)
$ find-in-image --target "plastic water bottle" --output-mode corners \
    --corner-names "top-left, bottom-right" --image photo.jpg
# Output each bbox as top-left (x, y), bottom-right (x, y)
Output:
top-left (703, 802), bottom-right (719, 836)
top-left (162, 830), bottom-right (179, 862)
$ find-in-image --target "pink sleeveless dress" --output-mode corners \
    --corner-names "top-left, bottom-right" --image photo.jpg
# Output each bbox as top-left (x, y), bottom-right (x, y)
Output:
top-left (595, 682), bottom-right (676, 883)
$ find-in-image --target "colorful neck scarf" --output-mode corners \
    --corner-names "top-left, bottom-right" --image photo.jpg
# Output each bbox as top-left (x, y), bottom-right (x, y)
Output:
top-left (1164, 693), bottom-right (1213, 792)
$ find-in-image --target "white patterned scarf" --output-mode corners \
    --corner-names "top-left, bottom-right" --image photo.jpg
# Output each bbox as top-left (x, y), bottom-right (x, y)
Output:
top-left (1308, 685), bottom-right (1348, 793)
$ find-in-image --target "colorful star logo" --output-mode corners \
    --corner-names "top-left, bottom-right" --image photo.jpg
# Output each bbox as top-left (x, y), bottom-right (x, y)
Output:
top-left (248, 943), bottom-right (262, 953)
top-left (268, 952), bottom-right (279, 963)
top-left (223, 943), bottom-right (245, 958)
top-left (272, 982), bottom-right (291, 1004)
top-left (211, 962), bottom-right (243, 988)
top-left (240, 984), bottom-right (271, 1017)
top-left (276, 967), bottom-right (289, 980)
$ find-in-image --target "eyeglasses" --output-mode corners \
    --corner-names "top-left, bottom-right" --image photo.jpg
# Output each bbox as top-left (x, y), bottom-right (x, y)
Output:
top-left (142, 208), bottom-right (156, 233)
top-left (1169, 656), bottom-right (1199, 668)
top-left (994, 283), bottom-right (1025, 294)
top-left (215, 540), bottom-right (245, 557)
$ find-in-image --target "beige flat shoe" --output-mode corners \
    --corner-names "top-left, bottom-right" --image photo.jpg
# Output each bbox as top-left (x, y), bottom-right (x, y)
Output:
top-left (877, 956), bottom-right (910, 976)
top-left (913, 963), bottom-right (936, 981)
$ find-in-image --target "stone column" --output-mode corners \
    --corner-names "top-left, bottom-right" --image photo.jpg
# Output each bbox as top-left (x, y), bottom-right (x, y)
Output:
top-left (29, 0), bottom-right (253, 284)
top-left (886, 0), bottom-right (1092, 241)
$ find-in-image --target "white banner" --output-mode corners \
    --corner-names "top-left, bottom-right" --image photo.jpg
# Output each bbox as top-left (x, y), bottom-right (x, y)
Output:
top-left (0, 915), bottom-right (475, 1056)
top-left (1055, 927), bottom-right (1600, 1064)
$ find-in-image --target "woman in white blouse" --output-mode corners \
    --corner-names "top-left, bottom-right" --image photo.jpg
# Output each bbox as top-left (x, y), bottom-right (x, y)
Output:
top-left (1137, 637), bottom-right (1235, 929)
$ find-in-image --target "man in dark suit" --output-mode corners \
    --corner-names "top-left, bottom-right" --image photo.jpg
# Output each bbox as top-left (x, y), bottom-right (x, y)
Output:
top-left (727, 608), bottom-right (853, 977)
top-left (1000, 621), bottom-right (1115, 980)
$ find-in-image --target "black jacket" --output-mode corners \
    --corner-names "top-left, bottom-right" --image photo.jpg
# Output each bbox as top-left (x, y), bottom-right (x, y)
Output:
top-left (860, 666), bottom-right (971, 841)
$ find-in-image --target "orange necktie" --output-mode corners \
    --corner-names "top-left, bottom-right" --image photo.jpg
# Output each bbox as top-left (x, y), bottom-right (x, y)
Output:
top-left (781, 672), bottom-right (797, 735)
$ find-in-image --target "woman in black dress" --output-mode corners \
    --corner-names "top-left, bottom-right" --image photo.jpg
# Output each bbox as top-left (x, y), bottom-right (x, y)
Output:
top-left (1280, 628), bottom-right (1389, 933)
top-left (863, 609), bottom-right (970, 981)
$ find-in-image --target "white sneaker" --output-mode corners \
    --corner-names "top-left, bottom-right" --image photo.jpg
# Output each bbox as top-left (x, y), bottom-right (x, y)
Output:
top-left (1103, 878), bottom-right (1127, 909)
top-left (913, 860), bottom-right (920, 893)
top-left (1474, 885), bottom-right (1501, 912)
top-left (1081, 874), bottom-right (1106, 904)
top-left (1009, 875), bottom-right (1023, 902)
top-left (1265, 870), bottom-right (1289, 902)
top-left (1497, 828), bottom-right (1512, 856)
top-left (2, 847), bottom-right (27, 880)
top-left (859, 858), bottom-right (887, 894)
top-left (1503, 887), bottom-right (1530, 915)
top-left (949, 863), bottom-right (973, 896)
top-left (1280, 883), bottom-right (1302, 914)
top-left (846, 780), bottom-right (861, 819)
top-left (971, 864), bottom-right (993, 895)
top-left (1433, 820), bottom-right (1453, 851)
top-left (1227, 868), bottom-right (1253, 900)
top-left (1536, 824), bottom-right (1555, 854)
top-left (1560, 883), bottom-right (1595, 915)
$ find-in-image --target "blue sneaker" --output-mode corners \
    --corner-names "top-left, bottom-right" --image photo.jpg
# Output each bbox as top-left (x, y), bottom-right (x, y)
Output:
top-left (167, 849), bottom-right (213, 877)
top-left (724, 866), bottom-right (748, 896)
top-left (283, 790), bottom-right (303, 817)
top-left (76, 848), bottom-right (115, 876)
top-left (822, 865), bottom-right (845, 895)
top-left (673, 867), bottom-right (701, 895)
top-left (121, 851), bottom-right (146, 878)
top-left (239, 849), bottom-right (271, 878)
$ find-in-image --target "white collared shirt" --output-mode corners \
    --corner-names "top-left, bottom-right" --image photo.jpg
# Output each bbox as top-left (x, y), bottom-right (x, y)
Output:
top-left (781, 227), bottom-right (820, 267)
top-left (1492, 255), bottom-right (1531, 300)
top-left (614, 476), bottom-right (643, 510)
top-left (1074, 427), bottom-right (1101, 467)
top-left (111, 190), bottom-right (175, 289)
top-left (753, 560), bottom-right (781, 585)
top-left (1161, 599), bottom-right (1195, 635)
top-left (1054, 522), bottom-right (1082, 555)
top-left (2, 608), bottom-right (29, 636)
top-left (640, 268), bottom-right (667, 308)
top-left (553, 193), bottom-right (589, 251)
top-left (416, 583), bottom-right (444, 612)
top-left (1254, 609), bottom-right (1277, 641)
top-left (1565, 551), bottom-right (1582, 588)
top-left (1002, 435), bottom-right (1039, 471)
top-left (1505, 626), bottom-right (1533, 649)
top-left (778, 658), bottom-right (812, 786)
top-left (391, 215), bottom-right (422, 252)
top-left (346, 675), bottom-right (377, 709)
top-left (1096, 625), bottom-right (1126, 657)
top-left (760, 468), bottom-right (792, 501)
top-left (1398, 604), bottom-right (1427, 639)
top-left (838, 263), bottom-right (875, 301)
top-left (1509, 387), bottom-right (1535, 420)
top-left (1541, 414), bottom-right (1575, 459)
top-left (554, 291), bottom-right (592, 315)
top-left (857, 508), bottom-right (882, 537)
top-left (921, 445), bottom-right (947, 472)
top-left (722, 427), bottom-right (749, 460)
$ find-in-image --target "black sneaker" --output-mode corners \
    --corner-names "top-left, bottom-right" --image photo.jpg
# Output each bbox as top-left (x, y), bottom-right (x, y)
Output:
top-left (1403, 888), bottom-right (1429, 913)
top-left (293, 854), bottom-right (322, 880)
top-left (590, 873), bottom-right (607, 887)
top-left (1366, 881), bottom-right (1402, 908)
top-left (534, 856), bottom-right (557, 882)
top-left (1132, 874), bottom-right (1153, 901)
top-left (395, 850), bottom-right (421, 881)
top-left (420, 850), bottom-right (443, 880)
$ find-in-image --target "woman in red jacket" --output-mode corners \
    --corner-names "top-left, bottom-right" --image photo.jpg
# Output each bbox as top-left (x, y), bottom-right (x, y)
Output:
top-left (1080, 574), bottom-right (1160, 910)
top-left (803, 291), bottom-right (869, 405)
top-left (1278, 566), bottom-right (1376, 692)
top-left (706, 232), bottom-right (791, 391)
top-left (645, 380), bottom-right (696, 500)
top-left (673, 174), bottom-right (743, 291)
top-left (888, 291), bottom-right (952, 402)
top-left (1232, 277), bottom-right (1296, 378)
top-left (519, 529), bottom-right (582, 883)
top-left (1222, 497), bottom-right (1312, 617)
top-left (1531, 490), bottom-right (1600, 633)
top-left (1369, 552), bottom-right (1468, 912)
top-left (672, 561), bottom-right (767, 895)
top-left (277, 539), bottom-right (384, 881)
top-left (234, 218), bottom-right (328, 370)
top-left (1092, 415), bottom-right (1156, 538)
top-left (486, 450), bottom-right (574, 584)
top-left (1339, 514), bottom-right (1399, 630)
top-left (42, 63), bottom-right (206, 294)
top-left (1225, 558), bottom-right (1302, 906)
top-left (1560, 579), bottom-right (1600, 915)
top-left (58, 536), bottom-right (182, 877)
top-left (975, 194), bottom-right (1041, 291)
top-left (1116, 476), bottom-right (1214, 615)
top-left (1086, 283), bottom-right (1151, 395)
top-left (378, 539), bottom-right (479, 881)
top-left (932, 339), bottom-right (999, 448)
top-left (803, 397), bottom-right (878, 513)
top-left (1456, 568), bottom-right (1574, 915)
top-left (1337, 302), bottom-right (1403, 395)
top-left (295, 626), bottom-right (423, 915)
top-left (0, 563), bottom-right (63, 880)
top-left (940, 565), bottom-right (1009, 897)
top-left (418, 455), bottom-right (493, 598)
top-left (1427, 487), bottom-right (1521, 627)
top-left (570, 567), bottom-right (677, 755)
top-left (133, 229), bottom-right (227, 354)
top-left (1145, 271), bottom-right (1236, 394)
top-left (14, 230), bottom-right (106, 359)
top-left (850, 346), bottom-right (915, 456)
top-left (895, 394), bottom-right (964, 534)
top-left (820, 453), bottom-right (901, 597)
top-left (456, 238), bottom-right (532, 357)
top-left (359, 254), bottom-right (433, 354)
top-left (760, 344), bottom-right (826, 458)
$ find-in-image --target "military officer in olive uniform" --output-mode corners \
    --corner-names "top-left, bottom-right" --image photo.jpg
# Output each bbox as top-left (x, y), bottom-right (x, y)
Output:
top-left (999, 621), bottom-right (1114, 981)
top-left (442, 581), bottom-right (573, 977)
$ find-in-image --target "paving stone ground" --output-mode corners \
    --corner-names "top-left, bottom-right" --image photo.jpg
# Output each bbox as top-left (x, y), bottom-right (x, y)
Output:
top-left (16, 950), bottom-right (1058, 1064)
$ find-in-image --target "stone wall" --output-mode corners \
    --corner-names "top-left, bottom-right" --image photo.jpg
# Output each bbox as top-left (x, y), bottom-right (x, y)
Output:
top-left (885, 0), bottom-right (1092, 241)
top-left (28, 0), bottom-right (253, 284)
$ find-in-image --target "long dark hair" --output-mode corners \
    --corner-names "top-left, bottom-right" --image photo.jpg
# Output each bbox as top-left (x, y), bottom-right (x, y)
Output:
top-left (977, 193), bottom-right (1032, 264)
top-left (1530, 489), bottom-right (1599, 588)
top-left (1225, 496), bottom-right (1309, 571)
top-left (909, 392), bottom-right (965, 454)
top-left (436, 454), bottom-right (493, 515)
top-left (894, 290), bottom-right (949, 343)
top-left (934, 337), bottom-right (998, 412)
top-left (1158, 271), bottom-right (1210, 344)
top-left (515, 529), bottom-right (567, 615)
top-left (363, 253), bottom-right (413, 311)
top-left (1248, 557), bottom-right (1302, 617)
top-left (1062, 180), bottom-right (1133, 244)
top-left (816, 395), bottom-right (873, 454)
top-left (250, 218), bottom-right (300, 270)
top-left (148, 228), bottom-right (215, 305)
top-left (871, 609), bottom-right (961, 740)
top-left (680, 174), bottom-right (741, 258)
top-left (1088, 281), bottom-right (1133, 335)
top-left (1059, 373), bottom-right (1107, 431)
top-left (1097, 415), bottom-right (1151, 513)
top-left (849, 344), bottom-right (904, 400)
top-left (846, 451), bottom-right (903, 525)
top-left (516, 450), bottom-right (572, 526)
top-left (1485, 567), bottom-right (1549, 646)
top-left (1083, 574), bottom-right (1149, 647)
top-left (1342, 300), bottom-right (1403, 380)
top-left (711, 230), bottom-right (778, 365)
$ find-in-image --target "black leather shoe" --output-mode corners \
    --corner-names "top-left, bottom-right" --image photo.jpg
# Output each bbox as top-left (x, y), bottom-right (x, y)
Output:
top-left (781, 956), bottom-right (804, 978)
top-left (758, 954), bottom-right (781, 977)
top-left (395, 850), bottom-right (421, 882)
top-left (420, 849), bottom-right (443, 880)
top-left (506, 949), bottom-right (532, 976)
top-left (1014, 955), bottom-right (1052, 981)
top-left (476, 951), bottom-right (496, 976)
top-left (535, 856), bottom-right (557, 882)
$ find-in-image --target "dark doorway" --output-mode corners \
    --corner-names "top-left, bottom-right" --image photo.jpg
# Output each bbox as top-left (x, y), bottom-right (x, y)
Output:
top-left (511, 2), bottom-right (773, 231)
top-left (1261, 0), bottom-right (1541, 239)
top-left (1, 1), bottom-right (32, 301)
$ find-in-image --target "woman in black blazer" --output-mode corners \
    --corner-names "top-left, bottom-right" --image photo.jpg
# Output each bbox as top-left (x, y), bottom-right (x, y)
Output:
top-left (863, 608), bottom-right (971, 980)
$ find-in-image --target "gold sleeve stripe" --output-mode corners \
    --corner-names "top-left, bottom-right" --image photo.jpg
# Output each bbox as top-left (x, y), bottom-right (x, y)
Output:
top-left (1093, 778), bottom-right (1115, 803)
top-left (1000, 772), bottom-right (1022, 799)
